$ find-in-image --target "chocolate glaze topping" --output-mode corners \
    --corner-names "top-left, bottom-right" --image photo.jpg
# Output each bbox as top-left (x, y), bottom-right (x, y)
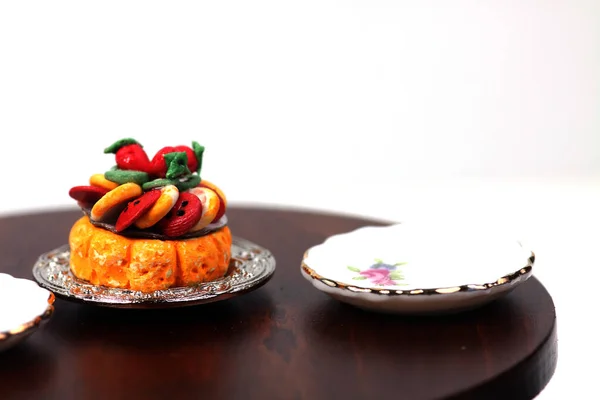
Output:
top-left (80, 207), bottom-right (228, 240)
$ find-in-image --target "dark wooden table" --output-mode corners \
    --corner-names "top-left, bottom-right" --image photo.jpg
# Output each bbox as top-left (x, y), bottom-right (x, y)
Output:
top-left (0, 207), bottom-right (557, 400)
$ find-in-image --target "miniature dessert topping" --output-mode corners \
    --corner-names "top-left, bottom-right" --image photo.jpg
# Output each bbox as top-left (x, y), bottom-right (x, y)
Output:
top-left (68, 138), bottom-right (227, 240)
top-left (157, 192), bottom-right (203, 237)
top-left (115, 189), bottom-right (162, 232)
top-left (104, 138), bottom-right (152, 173)
top-left (68, 186), bottom-right (109, 205)
top-left (90, 182), bottom-right (143, 221)
top-left (133, 184), bottom-right (179, 229)
top-left (89, 174), bottom-right (119, 191)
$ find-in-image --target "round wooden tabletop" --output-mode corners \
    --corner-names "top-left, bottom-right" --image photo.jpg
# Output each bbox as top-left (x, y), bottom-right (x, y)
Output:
top-left (0, 207), bottom-right (557, 400)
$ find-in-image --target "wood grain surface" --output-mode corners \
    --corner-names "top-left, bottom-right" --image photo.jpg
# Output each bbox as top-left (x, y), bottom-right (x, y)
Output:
top-left (0, 207), bottom-right (557, 400)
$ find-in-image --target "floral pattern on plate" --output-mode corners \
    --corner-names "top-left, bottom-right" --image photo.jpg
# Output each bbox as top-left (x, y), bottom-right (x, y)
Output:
top-left (348, 259), bottom-right (408, 286)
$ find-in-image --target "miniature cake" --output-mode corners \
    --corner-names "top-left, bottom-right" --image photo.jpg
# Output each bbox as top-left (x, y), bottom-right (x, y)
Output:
top-left (67, 138), bottom-right (231, 293)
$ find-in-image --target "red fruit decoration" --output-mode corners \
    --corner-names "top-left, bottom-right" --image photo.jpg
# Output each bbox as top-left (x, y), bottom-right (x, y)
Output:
top-left (150, 146), bottom-right (175, 178)
top-left (115, 189), bottom-right (162, 232)
top-left (157, 192), bottom-right (202, 237)
top-left (212, 200), bottom-right (226, 223)
top-left (150, 141), bottom-right (204, 178)
top-left (173, 145), bottom-right (198, 172)
top-left (69, 185), bottom-right (109, 205)
top-left (104, 138), bottom-right (152, 173)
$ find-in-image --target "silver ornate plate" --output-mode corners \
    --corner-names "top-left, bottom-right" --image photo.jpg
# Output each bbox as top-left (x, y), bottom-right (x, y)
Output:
top-left (32, 237), bottom-right (276, 309)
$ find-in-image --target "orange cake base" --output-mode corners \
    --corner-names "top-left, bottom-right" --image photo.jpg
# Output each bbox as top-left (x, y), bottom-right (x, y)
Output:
top-left (68, 216), bottom-right (232, 292)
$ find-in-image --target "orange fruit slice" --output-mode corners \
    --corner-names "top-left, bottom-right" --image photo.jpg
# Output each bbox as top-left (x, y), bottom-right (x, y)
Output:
top-left (199, 179), bottom-right (227, 207)
top-left (90, 182), bottom-right (142, 221)
top-left (188, 187), bottom-right (221, 231)
top-left (89, 173), bottom-right (120, 191)
top-left (134, 185), bottom-right (179, 229)
top-left (199, 179), bottom-right (227, 222)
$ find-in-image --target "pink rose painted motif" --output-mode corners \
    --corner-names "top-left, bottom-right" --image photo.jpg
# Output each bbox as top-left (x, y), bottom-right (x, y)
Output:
top-left (347, 259), bottom-right (408, 287)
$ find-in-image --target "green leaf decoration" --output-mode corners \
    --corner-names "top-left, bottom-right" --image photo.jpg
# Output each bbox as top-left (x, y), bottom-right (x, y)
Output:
top-left (347, 266), bottom-right (361, 272)
top-left (192, 141), bottom-right (205, 175)
top-left (374, 258), bottom-right (383, 264)
top-left (104, 168), bottom-right (149, 185)
top-left (175, 173), bottom-right (201, 191)
top-left (141, 173), bottom-right (200, 192)
top-left (394, 261), bottom-right (408, 266)
top-left (352, 276), bottom-right (367, 280)
top-left (389, 272), bottom-right (404, 281)
top-left (165, 152), bottom-right (191, 179)
top-left (104, 138), bottom-right (142, 154)
top-left (142, 178), bottom-right (176, 191)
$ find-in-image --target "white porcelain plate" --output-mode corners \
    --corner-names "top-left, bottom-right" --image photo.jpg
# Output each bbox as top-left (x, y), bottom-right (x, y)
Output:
top-left (0, 273), bottom-right (55, 352)
top-left (301, 223), bottom-right (535, 315)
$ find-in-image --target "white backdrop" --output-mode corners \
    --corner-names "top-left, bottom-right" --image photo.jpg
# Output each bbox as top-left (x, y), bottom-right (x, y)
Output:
top-left (1, 1), bottom-right (599, 399)
top-left (0, 0), bottom-right (598, 216)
